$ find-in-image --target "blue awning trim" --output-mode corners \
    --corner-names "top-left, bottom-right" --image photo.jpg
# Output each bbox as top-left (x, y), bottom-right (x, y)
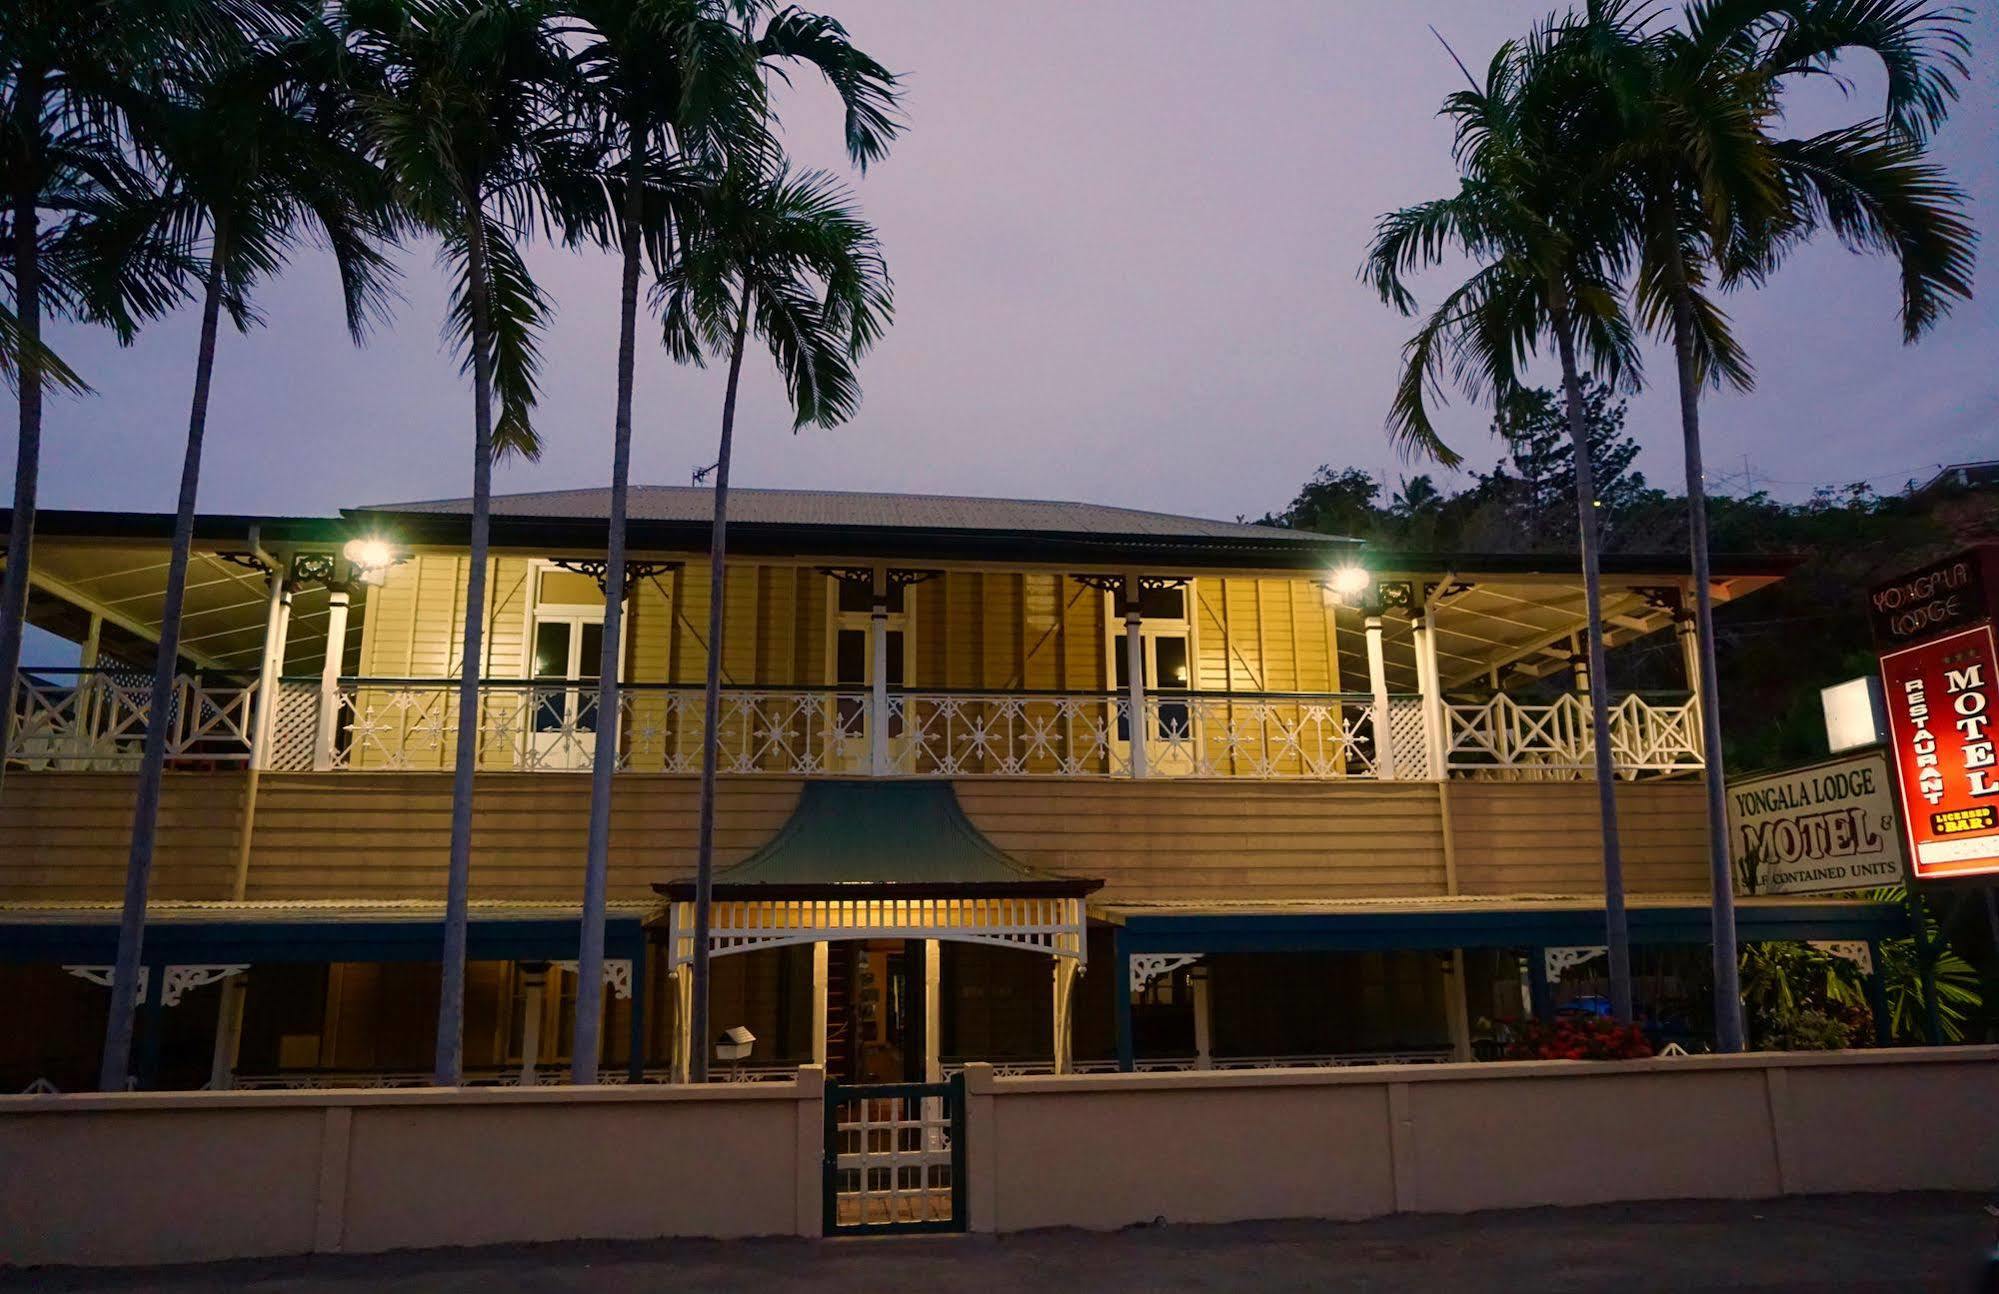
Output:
top-left (1114, 902), bottom-right (1910, 956)
top-left (0, 915), bottom-right (647, 966)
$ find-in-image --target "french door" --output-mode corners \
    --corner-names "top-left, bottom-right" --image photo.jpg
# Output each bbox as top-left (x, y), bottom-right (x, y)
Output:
top-left (528, 612), bottom-right (605, 770)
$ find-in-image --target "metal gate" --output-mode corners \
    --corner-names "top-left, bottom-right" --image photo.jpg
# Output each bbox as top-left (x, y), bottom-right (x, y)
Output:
top-left (822, 1075), bottom-right (966, 1235)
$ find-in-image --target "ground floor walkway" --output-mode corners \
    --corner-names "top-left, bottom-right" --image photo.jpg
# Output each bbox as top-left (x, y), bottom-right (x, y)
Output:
top-left (7, 1194), bottom-right (1991, 1293)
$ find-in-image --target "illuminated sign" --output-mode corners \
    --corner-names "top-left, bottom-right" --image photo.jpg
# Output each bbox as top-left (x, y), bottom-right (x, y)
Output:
top-left (1878, 623), bottom-right (1999, 879)
top-left (1869, 548), bottom-right (1994, 646)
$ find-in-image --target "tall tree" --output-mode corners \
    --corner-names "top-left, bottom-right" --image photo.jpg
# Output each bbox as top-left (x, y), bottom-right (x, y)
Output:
top-left (344, 0), bottom-right (572, 1084)
top-left (1483, 377), bottom-right (1646, 550)
top-left (1560, 0), bottom-right (1975, 1051)
top-left (1362, 22), bottom-right (1644, 1021)
top-left (558, 0), bottom-right (899, 1084)
top-left (658, 160), bottom-right (890, 1081)
top-left (94, 23), bottom-right (401, 1091)
top-left (0, 0), bottom-right (262, 800)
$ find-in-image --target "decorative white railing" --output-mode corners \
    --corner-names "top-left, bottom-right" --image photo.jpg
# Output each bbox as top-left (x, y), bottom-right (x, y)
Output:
top-left (4, 669), bottom-right (256, 771)
top-left (8, 672), bottom-right (1701, 781)
top-left (1442, 691), bottom-right (1704, 778)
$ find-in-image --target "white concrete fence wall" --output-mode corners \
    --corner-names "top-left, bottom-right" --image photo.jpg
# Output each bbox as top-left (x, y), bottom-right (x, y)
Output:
top-left (4, 1049), bottom-right (1996, 1268)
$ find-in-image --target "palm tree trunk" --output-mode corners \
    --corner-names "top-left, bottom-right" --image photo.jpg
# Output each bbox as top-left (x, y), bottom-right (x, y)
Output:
top-left (572, 143), bottom-right (645, 1084)
top-left (436, 202), bottom-right (496, 1086)
top-left (0, 70), bottom-right (47, 806)
top-left (99, 233), bottom-right (227, 1090)
top-left (1550, 295), bottom-right (1634, 1023)
top-left (1665, 259), bottom-right (1745, 1052)
top-left (689, 284), bottom-right (752, 1085)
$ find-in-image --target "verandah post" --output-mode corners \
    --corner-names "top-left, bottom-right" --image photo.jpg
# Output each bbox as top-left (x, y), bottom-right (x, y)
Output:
top-left (870, 566), bottom-right (889, 775)
top-left (1365, 614), bottom-right (1395, 779)
top-left (312, 562), bottom-right (352, 772)
top-left (1113, 926), bottom-right (1134, 1072)
top-left (1121, 573), bottom-right (1148, 779)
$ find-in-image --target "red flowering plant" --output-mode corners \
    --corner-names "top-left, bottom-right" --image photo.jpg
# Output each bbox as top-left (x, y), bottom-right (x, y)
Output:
top-left (1503, 1015), bottom-right (1653, 1061)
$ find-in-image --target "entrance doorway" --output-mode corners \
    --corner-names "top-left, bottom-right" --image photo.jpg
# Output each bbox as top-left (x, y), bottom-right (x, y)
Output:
top-left (832, 940), bottom-right (926, 1084)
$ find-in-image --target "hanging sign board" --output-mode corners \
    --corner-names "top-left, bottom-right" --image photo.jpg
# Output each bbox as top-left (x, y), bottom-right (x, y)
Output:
top-left (1726, 750), bottom-right (1905, 895)
top-left (1878, 622), bottom-right (1999, 880)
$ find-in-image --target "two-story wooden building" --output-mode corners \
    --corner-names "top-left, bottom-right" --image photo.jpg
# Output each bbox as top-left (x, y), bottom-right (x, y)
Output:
top-left (0, 486), bottom-right (1906, 1091)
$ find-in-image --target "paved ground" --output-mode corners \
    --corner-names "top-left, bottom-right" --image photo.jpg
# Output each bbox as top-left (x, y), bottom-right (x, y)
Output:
top-left (7, 1194), bottom-right (1995, 1293)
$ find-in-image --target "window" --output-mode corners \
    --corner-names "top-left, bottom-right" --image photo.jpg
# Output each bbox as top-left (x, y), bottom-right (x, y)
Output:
top-left (524, 564), bottom-right (621, 769)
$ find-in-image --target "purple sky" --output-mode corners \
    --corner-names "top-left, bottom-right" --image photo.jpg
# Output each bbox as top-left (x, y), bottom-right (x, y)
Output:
top-left (15, 1), bottom-right (1998, 534)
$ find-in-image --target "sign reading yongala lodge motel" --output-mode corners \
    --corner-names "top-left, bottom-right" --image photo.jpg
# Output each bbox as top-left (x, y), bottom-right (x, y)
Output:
top-left (1728, 751), bottom-right (1906, 896)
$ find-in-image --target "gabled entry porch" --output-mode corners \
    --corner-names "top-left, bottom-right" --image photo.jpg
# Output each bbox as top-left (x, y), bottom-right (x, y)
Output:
top-left (652, 780), bottom-right (1102, 1082)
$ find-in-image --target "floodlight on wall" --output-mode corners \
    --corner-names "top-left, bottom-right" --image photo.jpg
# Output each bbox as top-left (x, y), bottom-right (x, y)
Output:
top-left (1320, 563), bottom-right (1381, 612)
top-left (341, 537), bottom-right (403, 587)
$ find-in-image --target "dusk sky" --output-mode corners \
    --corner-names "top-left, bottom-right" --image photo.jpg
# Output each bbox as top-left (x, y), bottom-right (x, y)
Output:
top-left (16, 0), bottom-right (1998, 534)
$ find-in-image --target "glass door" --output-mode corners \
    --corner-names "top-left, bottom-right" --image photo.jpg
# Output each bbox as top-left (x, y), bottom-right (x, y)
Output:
top-left (528, 613), bottom-right (604, 770)
top-left (1108, 583), bottom-right (1197, 774)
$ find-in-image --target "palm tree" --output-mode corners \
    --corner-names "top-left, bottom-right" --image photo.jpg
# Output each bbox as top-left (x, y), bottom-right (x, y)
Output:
top-left (93, 23), bottom-right (401, 1091)
top-left (658, 160), bottom-right (890, 1081)
top-left (1, 0), bottom-right (267, 799)
top-left (1557, 0), bottom-right (1975, 1052)
top-left (557, 0), bottom-right (899, 1084)
top-left (343, 0), bottom-right (574, 1084)
top-left (1362, 26), bottom-right (1644, 1021)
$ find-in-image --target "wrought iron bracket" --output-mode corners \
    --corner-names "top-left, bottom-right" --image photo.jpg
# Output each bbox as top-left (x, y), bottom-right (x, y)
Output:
top-left (551, 558), bottom-right (680, 594)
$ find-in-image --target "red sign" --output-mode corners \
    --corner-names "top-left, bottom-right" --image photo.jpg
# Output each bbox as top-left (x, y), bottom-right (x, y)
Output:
top-left (1879, 624), bottom-right (1999, 879)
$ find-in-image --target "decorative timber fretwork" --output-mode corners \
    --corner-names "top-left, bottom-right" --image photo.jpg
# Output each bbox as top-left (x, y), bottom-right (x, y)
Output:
top-left (890, 568), bottom-right (943, 588)
top-left (1543, 946), bottom-right (1607, 980)
top-left (1377, 580), bottom-right (1416, 611)
top-left (289, 553), bottom-right (341, 590)
top-left (1068, 573), bottom-right (1190, 593)
top-left (1808, 941), bottom-right (1874, 975)
top-left (1128, 953), bottom-right (1202, 992)
top-left (551, 958), bottom-right (634, 1000)
top-left (1633, 586), bottom-right (1681, 613)
top-left (1423, 580), bottom-right (1475, 606)
top-left (61, 964), bottom-right (247, 1007)
top-left (550, 558), bottom-right (680, 594)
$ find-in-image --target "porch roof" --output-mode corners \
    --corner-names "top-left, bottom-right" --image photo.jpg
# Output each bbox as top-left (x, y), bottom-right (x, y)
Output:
top-left (654, 780), bottom-right (1100, 900)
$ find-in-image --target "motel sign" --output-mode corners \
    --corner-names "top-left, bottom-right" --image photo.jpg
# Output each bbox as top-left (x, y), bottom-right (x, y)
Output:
top-left (1873, 544), bottom-right (1999, 881)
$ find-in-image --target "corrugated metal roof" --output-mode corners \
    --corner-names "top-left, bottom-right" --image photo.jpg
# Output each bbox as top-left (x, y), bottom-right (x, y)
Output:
top-left (362, 485), bottom-right (1335, 544)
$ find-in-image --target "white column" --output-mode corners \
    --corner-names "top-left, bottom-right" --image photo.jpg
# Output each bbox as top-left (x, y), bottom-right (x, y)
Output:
top-left (1445, 950), bottom-right (1473, 1062)
top-left (1570, 632), bottom-right (1590, 696)
top-left (1051, 959), bottom-right (1077, 1075)
top-left (1122, 575), bottom-right (1148, 779)
top-left (250, 572), bottom-right (294, 770)
top-left (1413, 605), bottom-right (1446, 779)
top-left (518, 963), bottom-right (548, 1086)
top-left (1190, 966), bottom-right (1213, 1070)
top-left (869, 569), bottom-right (889, 775)
top-left (672, 964), bottom-right (693, 1083)
top-left (78, 614), bottom-right (103, 669)
top-left (811, 941), bottom-right (830, 1068)
top-left (1365, 614), bottom-right (1396, 780)
top-left (312, 573), bottom-right (351, 772)
top-left (1676, 608), bottom-right (1700, 692)
top-left (207, 973), bottom-right (248, 1091)
top-left (924, 939), bottom-right (942, 1083)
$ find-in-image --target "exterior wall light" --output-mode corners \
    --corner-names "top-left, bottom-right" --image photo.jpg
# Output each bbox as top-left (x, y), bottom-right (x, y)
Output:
top-left (342, 537), bottom-right (402, 587)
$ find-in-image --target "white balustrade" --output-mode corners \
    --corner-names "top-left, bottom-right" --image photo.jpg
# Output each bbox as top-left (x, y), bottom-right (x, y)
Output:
top-left (5, 670), bottom-right (256, 770)
top-left (1443, 691), bottom-right (1703, 778)
top-left (13, 671), bottom-right (1702, 781)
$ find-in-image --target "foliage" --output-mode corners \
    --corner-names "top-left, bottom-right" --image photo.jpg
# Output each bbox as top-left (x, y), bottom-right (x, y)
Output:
top-left (1759, 1006), bottom-right (1869, 1052)
top-left (1504, 1015), bottom-right (1654, 1061)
